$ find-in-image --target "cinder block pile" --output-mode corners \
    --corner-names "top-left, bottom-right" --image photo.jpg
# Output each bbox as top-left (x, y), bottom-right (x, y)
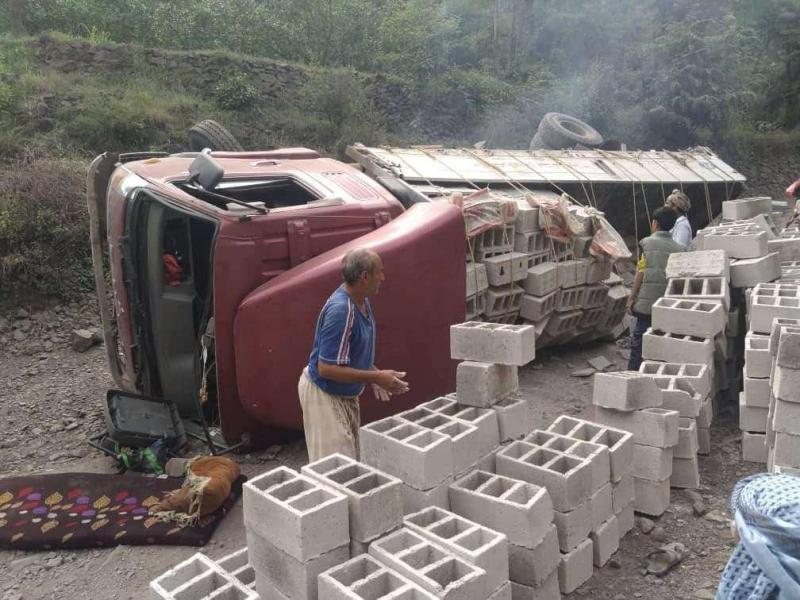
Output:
top-left (765, 320), bottom-right (800, 473)
top-left (591, 372), bottom-right (682, 512)
top-left (465, 198), bottom-right (630, 347)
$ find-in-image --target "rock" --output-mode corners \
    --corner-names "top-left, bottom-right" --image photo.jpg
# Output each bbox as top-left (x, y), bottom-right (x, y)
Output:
top-left (46, 556), bottom-right (63, 568)
top-left (685, 490), bottom-right (703, 504)
top-left (11, 555), bottom-right (39, 571)
top-left (570, 367), bottom-right (596, 377)
top-left (693, 500), bottom-right (708, 516)
top-left (12, 330), bottom-right (25, 342)
top-left (71, 329), bottom-right (98, 352)
top-left (0, 316), bottom-right (9, 331)
top-left (651, 526), bottom-right (667, 542)
top-left (608, 558), bottom-right (622, 569)
top-left (694, 591), bottom-right (715, 599)
top-left (15, 308), bottom-right (29, 319)
top-left (638, 517), bottom-right (655, 534)
top-left (587, 355), bottom-right (613, 371)
top-left (704, 509), bottom-right (730, 524)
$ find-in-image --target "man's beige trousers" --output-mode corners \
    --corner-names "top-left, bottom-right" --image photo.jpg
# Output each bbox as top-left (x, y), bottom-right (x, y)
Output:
top-left (298, 368), bottom-right (361, 462)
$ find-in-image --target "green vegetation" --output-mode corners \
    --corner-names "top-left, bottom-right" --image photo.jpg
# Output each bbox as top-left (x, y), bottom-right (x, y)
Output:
top-left (0, 0), bottom-right (799, 303)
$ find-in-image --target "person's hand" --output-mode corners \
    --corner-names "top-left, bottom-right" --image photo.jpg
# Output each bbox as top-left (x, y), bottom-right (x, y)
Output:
top-left (626, 294), bottom-right (636, 315)
top-left (371, 383), bottom-right (391, 402)
top-left (375, 370), bottom-right (410, 395)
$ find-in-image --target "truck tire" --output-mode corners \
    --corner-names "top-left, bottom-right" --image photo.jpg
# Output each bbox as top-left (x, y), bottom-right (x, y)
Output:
top-left (537, 112), bottom-right (603, 149)
top-left (528, 131), bottom-right (550, 150)
top-left (188, 120), bottom-right (244, 152)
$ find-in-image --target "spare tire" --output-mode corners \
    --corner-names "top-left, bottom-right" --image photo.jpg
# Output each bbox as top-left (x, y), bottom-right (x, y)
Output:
top-left (528, 131), bottom-right (550, 151)
top-left (536, 112), bottom-right (603, 149)
top-left (188, 119), bottom-right (244, 152)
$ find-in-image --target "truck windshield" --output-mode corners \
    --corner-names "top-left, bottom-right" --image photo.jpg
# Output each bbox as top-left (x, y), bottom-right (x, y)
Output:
top-left (176, 177), bottom-right (318, 211)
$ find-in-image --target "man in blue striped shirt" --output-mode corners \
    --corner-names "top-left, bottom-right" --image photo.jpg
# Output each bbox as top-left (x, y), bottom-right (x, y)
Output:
top-left (298, 248), bottom-right (409, 461)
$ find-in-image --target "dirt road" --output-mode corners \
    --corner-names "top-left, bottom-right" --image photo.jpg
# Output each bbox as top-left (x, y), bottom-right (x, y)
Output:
top-left (0, 322), bottom-right (760, 600)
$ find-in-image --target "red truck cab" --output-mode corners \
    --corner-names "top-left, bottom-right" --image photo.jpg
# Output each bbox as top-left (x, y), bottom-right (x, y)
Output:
top-left (87, 149), bottom-right (466, 448)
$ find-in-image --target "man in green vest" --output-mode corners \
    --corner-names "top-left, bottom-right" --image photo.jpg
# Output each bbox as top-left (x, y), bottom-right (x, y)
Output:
top-left (627, 206), bottom-right (685, 369)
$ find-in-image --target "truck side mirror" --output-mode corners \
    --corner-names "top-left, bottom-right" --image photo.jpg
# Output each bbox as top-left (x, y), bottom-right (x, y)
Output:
top-left (188, 150), bottom-right (224, 191)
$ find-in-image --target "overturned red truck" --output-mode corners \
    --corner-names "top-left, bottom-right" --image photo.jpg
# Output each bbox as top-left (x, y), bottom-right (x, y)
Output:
top-left (88, 144), bottom-right (745, 448)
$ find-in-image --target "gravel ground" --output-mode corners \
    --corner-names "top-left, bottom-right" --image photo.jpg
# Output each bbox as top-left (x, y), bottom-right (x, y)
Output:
top-left (0, 304), bottom-right (761, 600)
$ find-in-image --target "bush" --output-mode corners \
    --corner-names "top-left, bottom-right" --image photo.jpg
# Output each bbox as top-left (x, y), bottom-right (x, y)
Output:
top-left (213, 72), bottom-right (259, 110)
top-left (0, 156), bottom-right (93, 301)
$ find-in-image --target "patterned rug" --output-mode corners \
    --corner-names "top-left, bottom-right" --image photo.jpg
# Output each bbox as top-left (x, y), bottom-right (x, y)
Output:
top-left (0, 471), bottom-right (245, 550)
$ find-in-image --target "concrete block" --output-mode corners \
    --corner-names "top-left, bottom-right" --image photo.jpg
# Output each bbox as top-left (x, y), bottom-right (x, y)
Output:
top-left (722, 196), bottom-right (772, 221)
top-left (534, 431), bottom-right (611, 493)
top-left (775, 327), bottom-right (800, 368)
top-left (302, 454), bottom-right (402, 543)
top-left (318, 554), bottom-right (439, 600)
top-left (616, 502), bottom-right (635, 537)
top-left (514, 202), bottom-right (540, 233)
top-left (769, 319), bottom-right (800, 357)
top-left (773, 365), bottom-right (800, 404)
top-left (473, 225), bottom-right (514, 260)
top-left (739, 393), bottom-right (768, 433)
top-left (493, 395), bottom-right (534, 442)
top-left (769, 236), bottom-right (800, 261)
top-left (666, 249), bottom-right (729, 279)
top-left (488, 581), bottom-right (512, 600)
top-left (361, 417), bottom-right (453, 490)
top-left (656, 378), bottom-right (704, 418)
top-left (642, 328), bottom-right (714, 366)
top-left (592, 371), bottom-right (663, 411)
top-left (466, 263), bottom-right (489, 297)
top-left (543, 310), bottom-right (582, 337)
top-left (449, 470), bottom-right (554, 549)
top-left (750, 283), bottom-right (800, 333)
top-left (703, 229), bottom-right (768, 259)
top-left (743, 376), bottom-right (770, 408)
top-left (587, 257), bottom-right (613, 284)
top-left (404, 506), bottom-right (509, 597)
top-left (773, 432), bottom-right (800, 468)
top-left (555, 286), bottom-right (586, 312)
top-left (484, 252), bottom-right (530, 286)
top-left (552, 500), bottom-right (591, 553)
top-left (731, 252), bottom-right (781, 288)
top-left (651, 297), bottom-right (726, 337)
top-left (429, 403), bottom-right (500, 459)
top-left (742, 432), bottom-right (767, 463)
top-left (574, 259), bottom-right (590, 286)
top-left (611, 474), bottom-right (634, 514)
top-left (558, 538), bottom-right (593, 595)
top-left (633, 477), bottom-right (670, 516)
top-left (150, 553), bottom-right (259, 600)
top-left (483, 311), bottom-right (520, 325)
top-left (520, 292), bottom-right (557, 322)
top-left (496, 441), bottom-right (592, 511)
top-left (593, 406), bottom-right (680, 448)
top-left (670, 455), bottom-right (700, 489)
top-left (590, 515), bottom-right (619, 567)
top-left (546, 415), bottom-right (634, 483)
top-left (368, 528), bottom-right (487, 600)
top-left (465, 291), bottom-right (487, 321)
top-left (216, 547), bottom-right (256, 591)
top-left (415, 412), bottom-right (483, 475)
top-left (456, 361), bottom-right (519, 407)
top-left (556, 260), bottom-right (579, 288)
top-left (485, 284), bottom-right (525, 317)
top-left (697, 397), bottom-right (714, 429)
top-left (697, 427), bottom-right (711, 455)
top-left (745, 332), bottom-right (772, 378)
top-left (401, 480), bottom-right (451, 515)
top-left (582, 284), bottom-right (609, 309)
top-left (590, 483), bottom-right (613, 532)
top-left (675, 418), bottom-right (699, 459)
top-left (524, 263), bottom-right (558, 296)
top-left (571, 235), bottom-right (592, 258)
top-left (247, 529), bottom-right (348, 600)
top-left (509, 570), bottom-right (560, 600)
top-left (450, 321), bottom-right (536, 366)
top-left (633, 444), bottom-right (673, 481)
top-left (243, 466), bottom-right (349, 562)
top-left (665, 276), bottom-right (730, 309)
top-left (772, 398), bottom-right (800, 435)
top-left (507, 525), bottom-right (560, 587)
top-left (515, 231), bottom-right (546, 254)
top-left (639, 360), bottom-right (712, 399)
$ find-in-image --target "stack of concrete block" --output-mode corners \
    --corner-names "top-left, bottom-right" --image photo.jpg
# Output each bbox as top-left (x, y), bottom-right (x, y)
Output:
top-left (449, 470), bottom-right (561, 599)
top-left (404, 507), bottom-right (512, 599)
top-left (150, 552), bottom-right (259, 600)
top-left (766, 324), bottom-right (800, 473)
top-left (301, 453), bottom-right (403, 557)
top-left (451, 321), bottom-right (534, 442)
top-left (243, 466), bottom-right (351, 600)
top-left (592, 372), bottom-right (682, 512)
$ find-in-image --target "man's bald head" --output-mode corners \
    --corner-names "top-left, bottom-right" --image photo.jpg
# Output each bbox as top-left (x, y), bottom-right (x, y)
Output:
top-left (341, 248), bottom-right (380, 285)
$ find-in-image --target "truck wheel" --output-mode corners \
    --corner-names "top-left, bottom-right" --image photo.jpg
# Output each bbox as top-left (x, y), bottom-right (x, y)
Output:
top-left (188, 120), bottom-right (244, 152)
top-left (528, 131), bottom-right (550, 150)
top-left (537, 112), bottom-right (603, 149)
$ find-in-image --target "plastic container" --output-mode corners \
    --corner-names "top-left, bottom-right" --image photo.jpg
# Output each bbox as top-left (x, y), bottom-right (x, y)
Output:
top-left (103, 389), bottom-right (186, 448)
